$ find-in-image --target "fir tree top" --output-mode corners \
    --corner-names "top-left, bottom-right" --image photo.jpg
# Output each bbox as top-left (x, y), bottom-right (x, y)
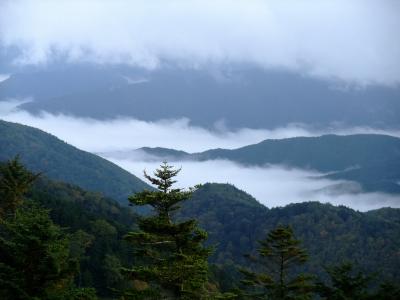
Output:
top-left (129, 162), bottom-right (199, 217)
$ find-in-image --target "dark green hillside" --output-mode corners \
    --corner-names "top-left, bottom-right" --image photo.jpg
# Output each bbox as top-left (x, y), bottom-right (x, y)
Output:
top-left (139, 146), bottom-right (191, 160)
top-left (178, 183), bottom-right (268, 265)
top-left (199, 134), bottom-right (400, 194)
top-left (0, 120), bottom-right (150, 203)
top-left (2, 158), bottom-right (400, 296)
top-left (179, 183), bottom-right (400, 281)
top-left (25, 176), bottom-right (138, 297)
top-left (138, 134), bottom-right (400, 194)
top-left (29, 177), bottom-right (138, 231)
top-left (198, 134), bottom-right (400, 172)
top-left (327, 159), bottom-right (400, 193)
top-left (0, 158), bottom-right (137, 299)
top-left (365, 207), bottom-right (400, 225)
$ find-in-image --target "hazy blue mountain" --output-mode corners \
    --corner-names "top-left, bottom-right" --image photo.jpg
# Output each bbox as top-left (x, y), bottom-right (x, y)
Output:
top-left (0, 120), bottom-right (150, 203)
top-left (133, 134), bottom-right (400, 194)
top-left (1, 65), bottom-right (400, 129)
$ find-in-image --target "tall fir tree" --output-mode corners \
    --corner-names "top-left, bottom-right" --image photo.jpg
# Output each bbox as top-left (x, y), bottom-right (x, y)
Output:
top-left (0, 156), bottom-right (40, 219)
top-left (0, 158), bottom-right (97, 299)
top-left (240, 225), bottom-right (313, 300)
top-left (315, 262), bottom-right (373, 300)
top-left (123, 162), bottom-right (211, 299)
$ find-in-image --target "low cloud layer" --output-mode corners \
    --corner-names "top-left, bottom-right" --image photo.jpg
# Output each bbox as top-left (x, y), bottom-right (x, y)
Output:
top-left (1, 102), bottom-right (399, 211)
top-left (104, 158), bottom-right (400, 212)
top-left (1, 0), bottom-right (399, 85)
top-left (2, 101), bottom-right (400, 153)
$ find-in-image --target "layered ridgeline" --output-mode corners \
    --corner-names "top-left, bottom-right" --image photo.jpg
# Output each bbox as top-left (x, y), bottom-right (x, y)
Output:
top-left (0, 120), bottom-right (150, 203)
top-left (178, 183), bottom-right (400, 282)
top-left (1, 119), bottom-right (399, 290)
top-left (20, 175), bottom-right (400, 290)
top-left (128, 134), bottom-right (400, 194)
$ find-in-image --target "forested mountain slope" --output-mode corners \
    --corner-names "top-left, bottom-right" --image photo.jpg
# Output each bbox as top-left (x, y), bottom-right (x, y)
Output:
top-left (136, 134), bottom-right (400, 193)
top-left (4, 163), bottom-right (400, 295)
top-left (178, 183), bottom-right (400, 281)
top-left (23, 175), bottom-right (400, 287)
top-left (0, 120), bottom-right (150, 203)
top-left (25, 176), bottom-right (138, 297)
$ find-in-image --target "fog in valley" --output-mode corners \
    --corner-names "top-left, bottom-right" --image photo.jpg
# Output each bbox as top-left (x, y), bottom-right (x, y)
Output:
top-left (1, 100), bottom-right (399, 211)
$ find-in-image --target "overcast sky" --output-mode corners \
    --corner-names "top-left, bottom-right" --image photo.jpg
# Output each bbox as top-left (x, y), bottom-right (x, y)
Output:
top-left (0, 0), bottom-right (399, 86)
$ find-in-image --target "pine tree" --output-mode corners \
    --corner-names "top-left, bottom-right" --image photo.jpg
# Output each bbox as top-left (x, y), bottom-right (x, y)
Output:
top-left (123, 162), bottom-right (211, 299)
top-left (0, 156), bottom-right (40, 219)
top-left (240, 225), bottom-right (313, 300)
top-left (316, 262), bottom-right (373, 300)
top-left (0, 159), bottom-right (98, 299)
top-left (0, 203), bottom-right (78, 299)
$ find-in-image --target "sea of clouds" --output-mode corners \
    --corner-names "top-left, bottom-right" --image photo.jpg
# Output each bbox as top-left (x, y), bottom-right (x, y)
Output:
top-left (1, 99), bottom-right (399, 211)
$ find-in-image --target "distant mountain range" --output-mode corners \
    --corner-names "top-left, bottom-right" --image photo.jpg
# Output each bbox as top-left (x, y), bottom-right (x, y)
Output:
top-left (119, 134), bottom-right (400, 194)
top-left (0, 120), bottom-right (150, 204)
top-left (1, 65), bottom-right (399, 129)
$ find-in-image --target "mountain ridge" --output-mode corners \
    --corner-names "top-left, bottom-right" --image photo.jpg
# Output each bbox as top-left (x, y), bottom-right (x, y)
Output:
top-left (0, 119), bottom-right (150, 204)
top-left (124, 134), bottom-right (400, 194)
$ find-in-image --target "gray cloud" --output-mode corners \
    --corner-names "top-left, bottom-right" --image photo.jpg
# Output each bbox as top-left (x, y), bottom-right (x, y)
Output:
top-left (0, 0), bottom-right (399, 85)
top-left (0, 74), bottom-right (10, 82)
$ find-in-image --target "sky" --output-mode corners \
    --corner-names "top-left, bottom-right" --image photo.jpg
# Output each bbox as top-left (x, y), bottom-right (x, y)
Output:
top-left (0, 0), bottom-right (399, 86)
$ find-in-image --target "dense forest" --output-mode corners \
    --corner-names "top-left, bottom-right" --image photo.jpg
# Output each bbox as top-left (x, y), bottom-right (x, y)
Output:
top-left (0, 120), bottom-right (150, 203)
top-left (1, 158), bottom-right (399, 299)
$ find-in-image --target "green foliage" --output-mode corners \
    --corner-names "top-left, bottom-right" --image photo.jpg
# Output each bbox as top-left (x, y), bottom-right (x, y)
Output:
top-left (124, 163), bottom-right (211, 299)
top-left (178, 184), bottom-right (400, 284)
top-left (316, 262), bottom-right (373, 300)
top-left (315, 263), bottom-right (400, 300)
top-left (1, 157), bottom-right (399, 299)
top-left (0, 156), bottom-right (40, 218)
top-left (372, 282), bottom-right (400, 300)
top-left (0, 157), bottom-right (99, 299)
top-left (27, 176), bottom-right (138, 297)
top-left (240, 225), bottom-right (313, 300)
top-left (0, 119), bottom-right (150, 204)
top-left (0, 202), bottom-right (88, 299)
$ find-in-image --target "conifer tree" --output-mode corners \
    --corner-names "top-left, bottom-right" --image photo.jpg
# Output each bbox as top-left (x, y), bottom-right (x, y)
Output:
top-left (0, 156), bottom-right (40, 218)
top-left (123, 162), bottom-right (211, 299)
top-left (240, 225), bottom-right (313, 300)
top-left (0, 158), bottom-right (98, 299)
top-left (316, 262), bottom-right (373, 300)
